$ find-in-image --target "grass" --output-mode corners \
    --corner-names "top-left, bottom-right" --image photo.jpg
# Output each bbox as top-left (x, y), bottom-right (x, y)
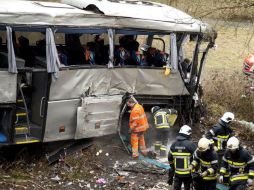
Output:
top-left (201, 23), bottom-right (254, 122)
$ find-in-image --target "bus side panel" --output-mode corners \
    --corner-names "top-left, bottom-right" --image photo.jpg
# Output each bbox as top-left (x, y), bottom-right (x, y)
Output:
top-left (135, 69), bottom-right (189, 96)
top-left (0, 71), bottom-right (17, 103)
top-left (49, 68), bottom-right (189, 101)
top-left (49, 69), bottom-right (111, 101)
top-left (43, 99), bottom-right (80, 142)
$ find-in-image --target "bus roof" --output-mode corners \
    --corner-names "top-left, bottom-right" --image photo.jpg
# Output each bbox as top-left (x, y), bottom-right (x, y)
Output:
top-left (0, 0), bottom-right (212, 34)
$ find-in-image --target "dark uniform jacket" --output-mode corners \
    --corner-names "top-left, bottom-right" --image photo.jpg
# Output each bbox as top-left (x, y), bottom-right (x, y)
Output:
top-left (220, 147), bottom-right (254, 185)
top-left (205, 120), bottom-right (234, 152)
top-left (168, 134), bottom-right (197, 177)
top-left (192, 149), bottom-right (218, 181)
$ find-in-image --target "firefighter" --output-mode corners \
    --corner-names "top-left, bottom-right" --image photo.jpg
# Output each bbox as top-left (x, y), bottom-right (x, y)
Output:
top-left (219, 137), bottom-right (254, 190)
top-left (168, 125), bottom-right (197, 190)
top-left (205, 112), bottom-right (235, 158)
top-left (151, 106), bottom-right (177, 157)
top-left (127, 97), bottom-right (149, 159)
top-left (190, 137), bottom-right (218, 190)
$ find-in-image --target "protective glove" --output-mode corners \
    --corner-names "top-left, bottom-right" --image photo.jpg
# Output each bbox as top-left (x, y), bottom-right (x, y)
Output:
top-left (213, 146), bottom-right (218, 152)
top-left (247, 179), bottom-right (253, 186)
top-left (167, 177), bottom-right (173, 185)
top-left (168, 168), bottom-right (174, 177)
top-left (189, 165), bottom-right (194, 171)
top-left (201, 171), bottom-right (208, 177)
top-left (218, 175), bottom-right (224, 183)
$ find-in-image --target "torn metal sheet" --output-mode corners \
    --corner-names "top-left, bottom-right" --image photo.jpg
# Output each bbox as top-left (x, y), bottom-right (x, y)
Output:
top-left (49, 68), bottom-right (189, 101)
top-left (75, 95), bottom-right (123, 139)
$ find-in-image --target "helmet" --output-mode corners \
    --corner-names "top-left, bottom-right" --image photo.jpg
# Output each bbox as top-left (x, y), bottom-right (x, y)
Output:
top-left (198, 137), bottom-right (211, 152)
top-left (151, 106), bottom-right (160, 114)
top-left (179, 125), bottom-right (192, 136)
top-left (221, 112), bottom-right (234, 123)
top-left (227, 136), bottom-right (240, 150)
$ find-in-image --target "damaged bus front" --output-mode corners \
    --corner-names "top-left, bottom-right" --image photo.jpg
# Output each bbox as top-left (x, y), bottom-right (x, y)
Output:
top-left (0, 0), bottom-right (216, 145)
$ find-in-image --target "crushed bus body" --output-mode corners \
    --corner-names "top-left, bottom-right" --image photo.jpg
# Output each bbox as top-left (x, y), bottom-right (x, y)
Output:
top-left (0, 0), bottom-right (216, 145)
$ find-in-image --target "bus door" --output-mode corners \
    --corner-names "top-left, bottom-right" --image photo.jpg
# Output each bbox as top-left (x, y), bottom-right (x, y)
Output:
top-left (75, 95), bottom-right (123, 139)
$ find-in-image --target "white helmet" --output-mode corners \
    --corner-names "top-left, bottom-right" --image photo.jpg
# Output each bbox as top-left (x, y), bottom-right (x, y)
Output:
top-left (179, 125), bottom-right (192, 136)
top-left (198, 137), bottom-right (211, 152)
top-left (227, 136), bottom-right (240, 150)
top-left (221, 112), bottom-right (234, 123)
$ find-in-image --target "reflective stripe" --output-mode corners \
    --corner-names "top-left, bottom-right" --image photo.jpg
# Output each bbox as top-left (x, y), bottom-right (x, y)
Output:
top-left (192, 160), bottom-right (198, 167)
top-left (217, 135), bottom-right (229, 139)
top-left (249, 170), bottom-right (254, 176)
top-left (172, 152), bottom-right (191, 156)
top-left (224, 159), bottom-right (246, 167)
top-left (130, 114), bottom-right (146, 122)
top-left (160, 147), bottom-right (167, 151)
top-left (134, 125), bottom-right (148, 131)
top-left (230, 175), bottom-right (248, 182)
top-left (175, 170), bottom-right (190, 175)
top-left (220, 167), bottom-right (227, 174)
top-left (184, 158), bottom-right (187, 169)
top-left (156, 125), bottom-right (170, 129)
top-left (200, 159), bottom-right (211, 166)
top-left (213, 135), bottom-right (229, 150)
top-left (208, 168), bottom-right (214, 174)
top-left (203, 176), bottom-right (217, 180)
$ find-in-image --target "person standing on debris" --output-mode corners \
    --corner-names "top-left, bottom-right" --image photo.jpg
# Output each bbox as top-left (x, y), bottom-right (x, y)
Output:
top-left (205, 112), bottom-right (235, 159)
top-left (168, 125), bottom-right (197, 190)
top-left (190, 137), bottom-right (218, 190)
top-left (127, 96), bottom-right (149, 159)
top-left (219, 137), bottom-right (254, 190)
top-left (151, 106), bottom-right (177, 157)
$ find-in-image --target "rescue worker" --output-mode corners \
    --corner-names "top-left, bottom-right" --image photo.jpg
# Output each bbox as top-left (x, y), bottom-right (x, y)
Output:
top-left (168, 125), bottom-right (197, 190)
top-left (219, 137), bottom-right (254, 190)
top-left (190, 137), bottom-right (218, 190)
top-left (151, 106), bottom-right (177, 157)
top-left (127, 97), bottom-right (149, 159)
top-left (205, 112), bottom-right (235, 158)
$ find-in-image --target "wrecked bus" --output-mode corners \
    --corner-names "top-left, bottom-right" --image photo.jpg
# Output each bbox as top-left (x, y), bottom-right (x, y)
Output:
top-left (0, 0), bottom-right (216, 145)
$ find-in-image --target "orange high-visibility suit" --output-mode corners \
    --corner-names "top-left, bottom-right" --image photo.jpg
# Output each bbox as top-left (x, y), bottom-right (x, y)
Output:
top-left (129, 103), bottom-right (149, 158)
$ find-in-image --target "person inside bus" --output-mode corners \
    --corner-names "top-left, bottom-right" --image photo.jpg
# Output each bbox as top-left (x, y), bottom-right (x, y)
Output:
top-left (57, 45), bottom-right (68, 66)
top-left (36, 38), bottom-right (46, 56)
top-left (146, 47), bottom-right (169, 67)
top-left (115, 35), bottom-right (144, 66)
top-left (85, 42), bottom-right (95, 65)
top-left (65, 34), bottom-right (85, 65)
top-left (94, 35), bottom-right (108, 65)
top-left (17, 35), bottom-right (35, 67)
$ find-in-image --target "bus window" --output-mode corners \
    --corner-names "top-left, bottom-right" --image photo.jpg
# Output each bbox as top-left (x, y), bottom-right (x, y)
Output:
top-left (0, 30), bottom-right (7, 69)
top-left (114, 35), bottom-right (142, 66)
top-left (54, 33), bottom-right (109, 66)
top-left (179, 34), bottom-right (198, 80)
top-left (14, 31), bottom-right (46, 68)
